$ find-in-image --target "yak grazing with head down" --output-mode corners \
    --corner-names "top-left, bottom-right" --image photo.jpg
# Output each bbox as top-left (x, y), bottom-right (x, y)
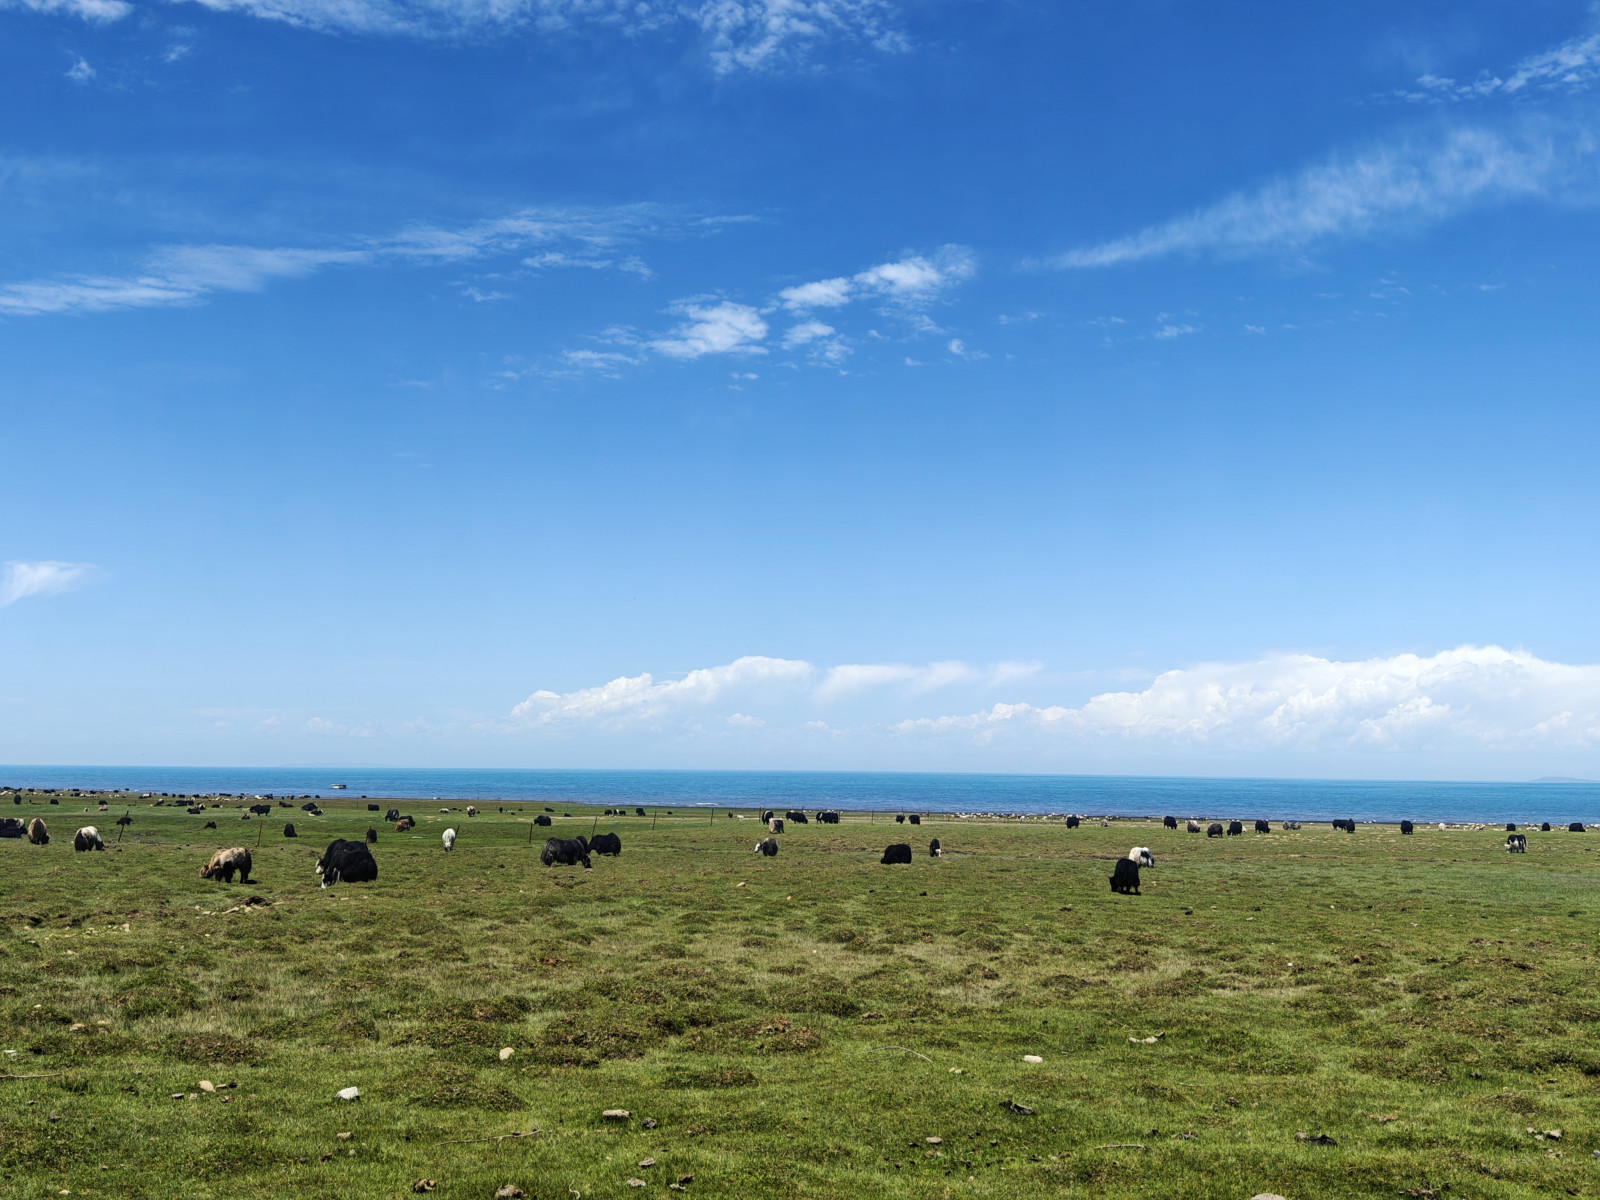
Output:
top-left (74, 826), bottom-right (105, 852)
top-left (27, 818), bottom-right (48, 845)
top-left (1110, 847), bottom-right (1153, 894)
top-left (589, 832), bottom-right (622, 856)
top-left (881, 843), bottom-right (913, 864)
top-left (315, 839), bottom-right (377, 888)
top-left (541, 836), bottom-right (592, 869)
top-left (200, 847), bottom-right (253, 883)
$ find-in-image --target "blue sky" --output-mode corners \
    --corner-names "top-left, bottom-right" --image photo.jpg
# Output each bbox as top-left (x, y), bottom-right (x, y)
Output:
top-left (4, 0), bottom-right (1600, 777)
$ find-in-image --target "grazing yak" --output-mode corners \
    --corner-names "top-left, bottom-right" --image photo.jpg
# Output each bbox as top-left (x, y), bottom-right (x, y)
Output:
top-left (1333, 819), bottom-right (1356, 833)
top-left (768, 818), bottom-right (785, 834)
top-left (818, 811), bottom-right (840, 824)
top-left (1400, 820), bottom-right (1414, 834)
top-left (74, 826), bottom-right (105, 852)
top-left (786, 810), bottom-right (809, 824)
top-left (365, 827), bottom-right (377, 844)
top-left (284, 823), bottom-right (297, 837)
top-left (760, 810), bottom-right (774, 822)
top-left (316, 839), bottom-right (378, 887)
top-left (1187, 820), bottom-right (1202, 833)
top-left (466, 806), bottom-right (477, 817)
top-left (909, 814), bottom-right (922, 826)
top-left (203, 821), bottom-right (217, 830)
top-left (1282, 821), bottom-right (1302, 830)
top-left (1506, 822), bottom-right (1517, 832)
top-left (929, 838), bottom-right (942, 857)
top-left (395, 816), bottom-right (416, 832)
top-left (895, 814), bottom-right (906, 824)
top-left (1541, 822), bottom-right (1553, 832)
top-left (756, 837), bottom-right (779, 857)
top-left (1506, 834), bottom-right (1527, 853)
top-left (249, 804), bottom-right (271, 816)
top-left (200, 847), bottom-right (253, 883)
top-left (635, 807), bottom-right (646, 817)
top-left (590, 832), bottom-right (622, 856)
top-left (541, 836), bottom-right (592, 869)
top-left (1227, 821), bottom-right (1243, 836)
top-left (300, 801), bottom-right (320, 812)
top-left (442, 828), bottom-right (456, 851)
top-left (1571, 822), bottom-right (1587, 833)
top-left (1110, 847), bottom-right (1153, 894)
top-left (881, 843), bottom-right (913, 864)
top-left (1255, 819), bottom-right (1270, 833)
top-left (368, 803), bottom-right (380, 811)
top-left (385, 808), bottom-right (401, 822)
top-left (0, 817), bottom-right (24, 839)
top-left (1206, 822), bottom-right (1224, 838)
top-left (533, 814), bottom-right (552, 827)
top-left (1066, 815), bottom-right (1081, 829)
top-left (28, 817), bottom-right (48, 845)
top-left (1162, 816), bottom-right (1178, 830)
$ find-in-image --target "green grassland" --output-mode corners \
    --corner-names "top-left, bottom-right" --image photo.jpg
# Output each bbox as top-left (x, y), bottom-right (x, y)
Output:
top-left (3, 792), bottom-right (1599, 1199)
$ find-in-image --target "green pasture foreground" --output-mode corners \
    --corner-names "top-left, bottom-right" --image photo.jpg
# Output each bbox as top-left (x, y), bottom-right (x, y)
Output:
top-left (3, 794), bottom-right (1599, 1200)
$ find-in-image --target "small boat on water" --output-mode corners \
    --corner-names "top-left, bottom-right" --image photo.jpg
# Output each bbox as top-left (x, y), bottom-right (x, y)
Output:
top-left (330, 783), bottom-right (347, 790)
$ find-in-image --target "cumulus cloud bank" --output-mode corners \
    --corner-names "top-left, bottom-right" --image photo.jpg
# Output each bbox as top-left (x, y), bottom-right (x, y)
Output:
top-left (510, 654), bottom-right (1036, 725)
top-left (1, 560), bottom-right (99, 606)
top-left (899, 646), bottom-right (1600, 754)
top-left (508, 646), bottom-right (1600, 764)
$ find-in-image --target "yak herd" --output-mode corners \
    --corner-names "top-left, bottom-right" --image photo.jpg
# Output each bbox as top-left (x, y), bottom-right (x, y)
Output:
top-left (4, 798), bottom-right (1588, 897)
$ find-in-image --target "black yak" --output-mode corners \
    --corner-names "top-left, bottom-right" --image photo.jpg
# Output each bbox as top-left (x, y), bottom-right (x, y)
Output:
top-left (1400, 820), bottom-right (1414, 834)
top-left (756, 837), bottom-right (778, 857)
top-left (786, 810), bottom-right (809, 824)
top-left (284, 823), bottom-right (297, 837)
top-left (881, 843), bottom-right (912, 864)
top-left (894, 814), bottom-right (905, 824)
top-left (1110, 847), bottom-right (1153, 894)
top-left (1227, 821), bottom-right (1243, 836)
top-left (1254, 819), bottom-right (1270, 833)
top-left (366, 827), bottom-right (378, 844)
top-left (929, 838), bottom-right (942, 857)
top-left (534, 814), bottom-right (551, 827)
top-left (385, 808), bottom-right (401, 822)
top-left (1206, 822), bottom-right (1223, 837)
top-left (1067, 815), bottom-right (1081, 829)
top-left (315, 839), bottom-right (377, 887)
top-left (909, 814), bottom-right (922, 826)
top-left (590, 832), bottom-right (622, 856)
top-left (1162, 816), bottom-right (1177, 830)
top-left (541, 836), bottom-right (592, 868)
top-left (635, 807), bottom-right (646, 817)
top-left (368, 803), bottom-right (380, 811)
top-left (1570, 822), bottom-right (1586, 833)
top-left (1505, 822), bottom-right (1517, 832)
top-left (1541, 822), bottom-right (1552, 832)
top-left (0, 817), bottom-right (24, 839)
top-left (818, 811), bottom-right (840, 824)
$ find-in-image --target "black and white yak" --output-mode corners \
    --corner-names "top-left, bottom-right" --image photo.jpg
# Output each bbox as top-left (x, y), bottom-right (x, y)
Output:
top-left (1110, 847), bottom-right (1153, 894)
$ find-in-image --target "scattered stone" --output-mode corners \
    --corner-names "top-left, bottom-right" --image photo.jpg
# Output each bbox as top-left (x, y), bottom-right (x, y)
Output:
top-left (1251, 1194), bottom-right (1288, 1200)
top-left (948, 1067), bottom-right (964, 1074)
top-left (627, 1180), bottom-right (645, 1189)
top-left (170, 1093), bottom-right (184, 1100)
top-left (1022, 1055), bottom-right (1043, 1063)
top-left (603, 1109), bottom-right (632, 1121)
top-left (198, 1081), bottom-right (215, 1093)
top-left (926, 1137), bottom-right (942, 1145)
top-left (69, 1023), bottom-right (86, 1032)
top-left (337, 1087), bottom-right (361, 1101)
top-left (499, 1047), bottom-right (515, 1061)
top-left (1545, 1129), bottom-right (1564, 1140)
top-left (641, 1118), bottom-right (659, 1129)
top-left (320, 1152), bottom-right (334, 1162)
top-left (494, 1186), bottom-right (525, 1199)
top-left (412, 1180), bottom-right (436, 1193)
top-left (1296, 1132), bottom-right (1337, 1146)
top-left (337, 1132), bottom-right (352, 1141)
top-left (638, 1158), bottom-right (656, 1168)
top-left (1000, 1101), bottom-right (1035, 1115)
top-left (677, 1175), bottom-right (693, 1185)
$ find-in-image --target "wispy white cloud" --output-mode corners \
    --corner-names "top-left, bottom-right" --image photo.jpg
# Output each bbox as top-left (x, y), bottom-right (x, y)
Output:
top-left (65, 56), bottom-right (96, 83)
top-left (1152, 322), bottom-right (1199, 339)
top-left (0, 204), bottom-right (685, 318)
top-left (1052, 123), bottom-right (1579, 268)
top-left (897, 646), bottom-right (1600, 754)
top-left (779, 245), bottom-right (975, 311)
top-left (1399, 29), bottom-right (1600, 104)
top-left (649, 299), bottom-right (768, 359)
top-left (2, 0), bottom-right (130, 21)
top-left (160, 0), bottom-right (903, 73)
top-left (1, 560), bottom-right (99, 606)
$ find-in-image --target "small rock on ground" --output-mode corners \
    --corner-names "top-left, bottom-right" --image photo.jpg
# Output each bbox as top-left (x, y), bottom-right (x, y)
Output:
top-left (495, 1186), bottom-right (525, 1199)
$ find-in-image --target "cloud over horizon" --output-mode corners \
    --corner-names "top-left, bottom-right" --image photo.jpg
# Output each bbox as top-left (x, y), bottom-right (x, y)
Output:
top-left (506, 646), bottom-right (1600, 764)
